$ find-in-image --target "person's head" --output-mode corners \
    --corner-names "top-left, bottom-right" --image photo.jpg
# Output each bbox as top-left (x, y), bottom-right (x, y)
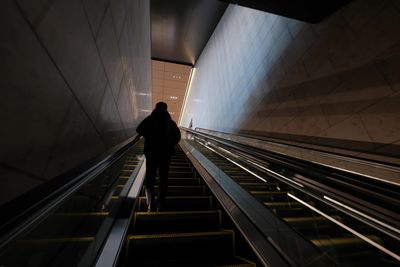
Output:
top-left (155, 101), bottom-right (168, 111)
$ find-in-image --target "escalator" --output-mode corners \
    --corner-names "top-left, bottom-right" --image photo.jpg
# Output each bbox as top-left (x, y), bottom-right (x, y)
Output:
top-left (124, 147), bottom-right (256, 266)
top-left (187, 138), bottom-right (400, 266)
top-left (0, 134), bottom-right (398, 266)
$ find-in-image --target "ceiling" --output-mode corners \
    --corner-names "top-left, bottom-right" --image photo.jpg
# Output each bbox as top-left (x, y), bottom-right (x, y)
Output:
top-left (220, 0), bottom-right (351, 23)
top-left (151, 0), bottom-right (228, 65)
top-left (150, 0), bottom-right (352, 65)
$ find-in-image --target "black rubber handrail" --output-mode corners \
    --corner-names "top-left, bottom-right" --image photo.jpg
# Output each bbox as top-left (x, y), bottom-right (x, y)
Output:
top-left (0, 135), bottom-right (141, 251)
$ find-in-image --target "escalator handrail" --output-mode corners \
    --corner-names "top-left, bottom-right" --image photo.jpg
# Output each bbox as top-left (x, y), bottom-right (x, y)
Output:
top-left (180, 140), bottom-right (332, 266)
top-left (182, 128), bottom-right (400, 229)
top-left (0, 134), bottom-right (141, 251)
top-left (94, 157), bottom-right (146, 267)
top-left (183, 128), bottom-right (400, 197)
top-left (194, 127), bottom-right (400, 171)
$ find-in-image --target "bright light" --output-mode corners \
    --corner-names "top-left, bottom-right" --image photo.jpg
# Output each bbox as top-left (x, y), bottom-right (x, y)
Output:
top-left (179, 68), bottom-right (195, 126)
top-left (170, 96), bottom-right (178, 100)
top-left (201, 142), bottom-right (267, 182)
top-left (247, 161), bottom-right (304, 188)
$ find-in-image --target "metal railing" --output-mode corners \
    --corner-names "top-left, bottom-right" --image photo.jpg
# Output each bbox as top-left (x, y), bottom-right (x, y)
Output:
top-left (181, 127), bottom-right (400, 265)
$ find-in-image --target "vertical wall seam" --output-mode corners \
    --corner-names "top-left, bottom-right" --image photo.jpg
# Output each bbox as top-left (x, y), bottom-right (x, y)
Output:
top-left (80, 0), bottom-right (126, 142)
top-left (13, 0), bottom-right (107, 171)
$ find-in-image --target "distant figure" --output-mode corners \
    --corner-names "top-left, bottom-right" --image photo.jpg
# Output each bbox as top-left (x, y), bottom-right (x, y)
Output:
top-left (136, 102), bottom-right (181, 211)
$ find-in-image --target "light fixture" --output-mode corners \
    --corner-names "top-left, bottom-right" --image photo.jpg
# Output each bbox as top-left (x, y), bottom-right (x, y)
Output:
top-left (169, 96), bottom-right (178, 100)
top-left (172, 74), bottom-right (182, 79)
top-left (169, 111), bottom-right (175, 115)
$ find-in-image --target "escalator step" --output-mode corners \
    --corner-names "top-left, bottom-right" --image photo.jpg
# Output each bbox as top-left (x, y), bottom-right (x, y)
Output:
top-left (169, 166), bottom-right (193, 172)
top-left (138, 196), bottom-right (213, 211)
top-left (133, 210), bottom-right (221, 234)
top-left (130, 256), bottom-right (256, 267)
top-left (142, 185), bottom-right (205, 196)
top-left (168, 178), bottom-right (201, 186)
top-left (169, 171), bottom-right (197, 178)
top-left (127, 231), bottom-right (234, 264)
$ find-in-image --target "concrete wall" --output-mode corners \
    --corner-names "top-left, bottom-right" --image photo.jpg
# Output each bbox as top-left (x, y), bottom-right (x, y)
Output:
top-left (0, 0), bottom-right (151, 205)
top-left (181, 0), bottom-right (400, 161)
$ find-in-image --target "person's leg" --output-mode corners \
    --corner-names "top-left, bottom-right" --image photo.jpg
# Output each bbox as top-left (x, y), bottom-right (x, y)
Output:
top-left (144, 155), bottom-right (157, 212)
top-left (157, 156), bottom-right (170, 211)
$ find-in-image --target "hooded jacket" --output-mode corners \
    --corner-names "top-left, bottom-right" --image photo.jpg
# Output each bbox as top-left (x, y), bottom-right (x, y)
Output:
top-left (136, 107), bottom-right (181, 157)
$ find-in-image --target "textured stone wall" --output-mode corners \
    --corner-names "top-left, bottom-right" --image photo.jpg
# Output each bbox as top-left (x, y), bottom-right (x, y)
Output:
top-left (181, 0), bottom-right (400, 162)
top-left (0, 0), bottom-right (151, 204)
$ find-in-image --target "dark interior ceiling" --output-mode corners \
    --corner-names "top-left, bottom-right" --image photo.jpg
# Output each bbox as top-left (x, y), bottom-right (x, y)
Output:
top-left (221, 0), bottom-right (351, 23)
top-left (150, 0), bottom-right (351, 66)
top-left (151, 0), bottom-right (228, 66)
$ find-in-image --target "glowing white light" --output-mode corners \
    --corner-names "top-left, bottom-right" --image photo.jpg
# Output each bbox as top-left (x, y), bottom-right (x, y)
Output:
top-left (179, 68), bottom-right (195, 126)
top-left (248, 161), bottom-right (304, 188)
top-left (202, 143), bottom-right (267, 182)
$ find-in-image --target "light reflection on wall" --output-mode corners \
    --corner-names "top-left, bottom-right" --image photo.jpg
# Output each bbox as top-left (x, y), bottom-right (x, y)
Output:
top-left (180, 5), bottom-right (293, 131)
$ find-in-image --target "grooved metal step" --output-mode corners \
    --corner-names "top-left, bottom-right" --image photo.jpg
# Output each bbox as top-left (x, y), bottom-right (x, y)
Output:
top-left (133, 210), bottom-right (221, 234)
top-left (127, 230), bottom-right (234, 264)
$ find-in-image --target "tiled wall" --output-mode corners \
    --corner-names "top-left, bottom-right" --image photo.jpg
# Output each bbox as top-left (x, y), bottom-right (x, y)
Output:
top-left (181, 0), bottom-right (400, 161)
top-left (0, 0), bottom-right (151, 205)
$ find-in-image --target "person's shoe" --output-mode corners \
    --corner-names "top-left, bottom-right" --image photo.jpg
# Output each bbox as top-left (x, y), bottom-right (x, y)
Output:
top-left (148, 204), bottom-right (156, 212)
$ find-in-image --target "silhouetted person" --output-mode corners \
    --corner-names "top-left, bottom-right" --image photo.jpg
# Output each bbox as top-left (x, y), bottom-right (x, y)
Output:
top-left (136, 102), bottom-right (181, 211)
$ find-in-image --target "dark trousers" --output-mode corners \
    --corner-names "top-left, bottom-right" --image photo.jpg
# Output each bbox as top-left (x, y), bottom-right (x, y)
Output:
top-left (144, 154), bottom-right (170, 211)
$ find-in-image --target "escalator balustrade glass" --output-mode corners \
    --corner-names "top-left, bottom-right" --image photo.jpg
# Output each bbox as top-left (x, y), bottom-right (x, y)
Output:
top-left (0, 141), bottom-right (144, 267)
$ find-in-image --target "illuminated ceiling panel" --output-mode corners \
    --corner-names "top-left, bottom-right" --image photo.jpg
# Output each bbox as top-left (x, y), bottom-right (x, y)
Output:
top-left (151, 60), bottom-right (192, 123)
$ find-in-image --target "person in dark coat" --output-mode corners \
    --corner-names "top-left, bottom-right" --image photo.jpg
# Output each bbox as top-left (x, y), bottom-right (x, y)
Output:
top-left (136, 102), bottom-right (181, 211)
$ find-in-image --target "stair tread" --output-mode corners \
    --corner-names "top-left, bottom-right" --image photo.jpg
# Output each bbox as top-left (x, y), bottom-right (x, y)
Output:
top-left (133, 210), bottom-right (221, 234)
top-left (132, 256), bottom-right (255, 267)
top-left (129, 230), bottom-right (231, 240)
